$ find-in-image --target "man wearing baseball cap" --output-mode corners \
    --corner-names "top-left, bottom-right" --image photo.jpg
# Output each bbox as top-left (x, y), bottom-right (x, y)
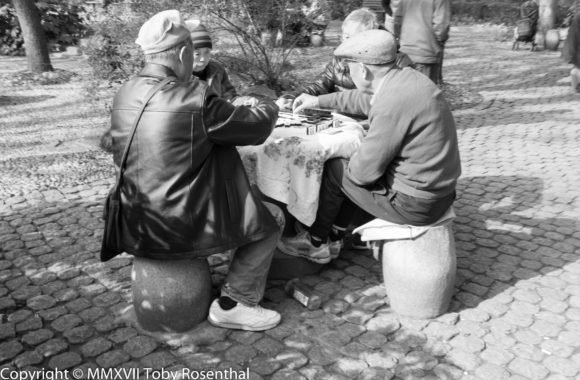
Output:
top-left (278, 29), bottom-right (461, 263)
top-left (110, 10), bottom-right (282, 331)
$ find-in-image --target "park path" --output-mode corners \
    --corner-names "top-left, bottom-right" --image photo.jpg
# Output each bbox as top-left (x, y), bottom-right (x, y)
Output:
top-left (0, 25), bottom-right (579, 379)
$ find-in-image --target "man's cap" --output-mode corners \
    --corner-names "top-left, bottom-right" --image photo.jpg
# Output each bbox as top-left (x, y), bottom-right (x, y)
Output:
top-left (135, 10), bottom-right (191, 55)
top-left (185, 20), bottom-right (213, 50)
top-left (334, 29), bottom-right (397, 65)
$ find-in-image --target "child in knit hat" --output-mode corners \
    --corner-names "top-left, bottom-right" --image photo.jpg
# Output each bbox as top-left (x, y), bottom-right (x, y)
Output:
top-left (185, 21), bottom-right (239, 101)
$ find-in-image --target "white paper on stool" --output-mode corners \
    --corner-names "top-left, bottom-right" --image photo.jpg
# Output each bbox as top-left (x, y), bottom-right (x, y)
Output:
top-left (352, 207), bottom-right (456, 242)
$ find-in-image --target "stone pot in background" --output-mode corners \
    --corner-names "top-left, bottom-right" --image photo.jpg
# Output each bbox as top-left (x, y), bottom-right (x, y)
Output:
top-left (544, 29), bottom-right (560, 50)
top-left (261, 31), bottom-right (274, 47)
top-left (310, 33), bottom-right (324, 47)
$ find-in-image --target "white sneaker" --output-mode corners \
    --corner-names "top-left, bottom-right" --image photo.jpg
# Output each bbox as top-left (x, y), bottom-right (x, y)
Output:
top-left (207, 299), bottom-right (281, 331)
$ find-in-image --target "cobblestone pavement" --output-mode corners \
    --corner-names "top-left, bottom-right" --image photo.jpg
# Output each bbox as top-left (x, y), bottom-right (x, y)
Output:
top-left (1, 25), bottom-right (579, 380)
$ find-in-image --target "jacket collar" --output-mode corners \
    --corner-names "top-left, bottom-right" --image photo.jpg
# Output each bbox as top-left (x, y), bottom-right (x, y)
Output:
top-left (139, 63), bottom-right (178, 79)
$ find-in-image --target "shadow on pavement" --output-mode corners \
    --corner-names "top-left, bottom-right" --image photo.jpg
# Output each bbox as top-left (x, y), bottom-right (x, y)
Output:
top-left (451, 175), bottom-right (579, 312)
top-left (0, 95), bottom-right (55, 106)
top-left (1, 195), bottom-right (467, 377)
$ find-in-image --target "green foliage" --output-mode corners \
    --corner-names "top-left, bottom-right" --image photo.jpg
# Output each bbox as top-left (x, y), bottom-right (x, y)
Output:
top-left (208, 0), bottom-right (328, 91)
top-left (38, 2), bottom-right (86, 46)
top-left (0, 5), bottom-right (23, 55)
top-left (83, 15), bottom-right (144, 84)
top-left (0, 1), bottom-right (86, 56)
top-left (83, 0), bottom-right (327, 92)
top-left (82, 0), bottom-right (198, 86)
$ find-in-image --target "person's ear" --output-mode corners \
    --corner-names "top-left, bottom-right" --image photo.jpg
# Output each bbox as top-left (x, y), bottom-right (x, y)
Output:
top-left (178, 44), bottom-right (190, 64)
top-left (359, 63), bottom-right (372, 79)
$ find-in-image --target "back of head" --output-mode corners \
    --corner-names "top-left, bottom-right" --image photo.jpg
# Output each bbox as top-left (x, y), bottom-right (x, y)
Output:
top-left (334, 29), bottom-right (397, 65)
top-left (342, 8), bottom-right (379, 35)
top-left (135, 10), bottom-right (191, 56)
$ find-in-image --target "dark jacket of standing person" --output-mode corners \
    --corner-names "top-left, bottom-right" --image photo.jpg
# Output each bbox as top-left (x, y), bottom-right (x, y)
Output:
top-left (110, 64), bottom-right (279, 259)
top-left (564, 11), bottom-right (580, 67)
top-left (521, 0), bottom-right (539, 35)
top-left (392, 0), bottom-right (450, 65)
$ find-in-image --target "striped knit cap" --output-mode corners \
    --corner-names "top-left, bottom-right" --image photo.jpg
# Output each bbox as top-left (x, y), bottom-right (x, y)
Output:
top-left (186, 21), bottom-right (213, 49)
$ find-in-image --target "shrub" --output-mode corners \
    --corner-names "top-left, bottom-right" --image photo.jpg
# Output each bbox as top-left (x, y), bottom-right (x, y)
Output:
top-left (84, 0), bottom-right (324, 93)
top-left (0, 4), bottom-right (23, 55)
top-left (0, 1), bottom-right (86, 56)
top-left (206, 0), bottom-right (334, 92)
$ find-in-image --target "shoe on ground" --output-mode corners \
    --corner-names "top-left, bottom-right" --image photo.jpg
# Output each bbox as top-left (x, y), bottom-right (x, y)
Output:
top-left (207, 299), bottom-right (281, 331)
top-left (295, 220), bottom-right (342, 259)
top-left (351, 233), bottom-right (370, 250)
top-left (277, 230), bottom-right (331, 264)
top-left (329, 239), bottom-right (343, 259)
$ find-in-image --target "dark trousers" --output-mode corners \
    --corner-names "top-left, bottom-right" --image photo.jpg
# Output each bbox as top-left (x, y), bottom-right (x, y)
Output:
top-left (309, 159), bottom-right (455, 240)
top-left (414, 62), bottom-right (441, 86)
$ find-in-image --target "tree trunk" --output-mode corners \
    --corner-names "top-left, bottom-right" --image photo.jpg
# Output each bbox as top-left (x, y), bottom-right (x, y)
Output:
top-left (538, 0), bottom-right (558, 31)
top-left (11, 0), bottom-right (53, 72)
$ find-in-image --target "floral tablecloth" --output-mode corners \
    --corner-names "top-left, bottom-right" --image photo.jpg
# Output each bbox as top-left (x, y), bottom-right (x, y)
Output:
top-left (238, 121), bottom-right (364, 226)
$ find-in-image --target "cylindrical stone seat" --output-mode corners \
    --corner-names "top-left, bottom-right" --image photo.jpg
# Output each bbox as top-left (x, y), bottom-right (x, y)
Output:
top-left (132, 257), bottom-right (211, 332)
top-left (354, 209), bottom-right (456, 319)
top-left (379, 221), bottom-right (456, 319)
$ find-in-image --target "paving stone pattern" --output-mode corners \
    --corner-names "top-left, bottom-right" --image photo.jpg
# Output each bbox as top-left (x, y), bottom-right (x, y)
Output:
top-left (1, 26), bottom-right (579, 379)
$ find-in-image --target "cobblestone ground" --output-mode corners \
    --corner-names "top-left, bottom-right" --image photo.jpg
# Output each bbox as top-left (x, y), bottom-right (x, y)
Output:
top-left (1, 25), bottom-right (579, 379)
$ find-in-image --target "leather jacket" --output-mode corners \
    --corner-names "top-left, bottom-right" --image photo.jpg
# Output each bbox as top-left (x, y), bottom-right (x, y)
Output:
top-left (294, 53), bottom-right (414, 97)
top-left (110, 63), bottom-right (279, 260)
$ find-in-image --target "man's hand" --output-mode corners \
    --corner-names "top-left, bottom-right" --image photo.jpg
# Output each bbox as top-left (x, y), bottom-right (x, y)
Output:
top-left (292, 94), bottom-right (319, 114)
top-left (231, 95), bottom-right (260, 107)
top-left (275, 97), bottom-right (294, 111)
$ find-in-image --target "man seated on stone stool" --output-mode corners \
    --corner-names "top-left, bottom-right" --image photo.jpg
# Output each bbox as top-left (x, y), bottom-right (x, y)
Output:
top-left (110, 10), bottom-right (282, 331)
top-left (277, 29), bottom-right (461, 264)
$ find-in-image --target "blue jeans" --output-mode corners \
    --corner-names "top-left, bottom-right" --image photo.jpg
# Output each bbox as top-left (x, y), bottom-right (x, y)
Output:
top-left (309, 159), bottom-right (455, 240)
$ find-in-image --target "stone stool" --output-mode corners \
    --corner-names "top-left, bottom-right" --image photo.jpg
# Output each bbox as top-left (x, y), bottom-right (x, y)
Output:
top-left (354, 208), bottom-right (457, 319)
top-left (132, 257), bottom-right (211, 332)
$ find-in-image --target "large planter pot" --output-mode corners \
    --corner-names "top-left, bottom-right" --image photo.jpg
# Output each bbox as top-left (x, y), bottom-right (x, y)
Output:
top-left (380, 222), bottom-right (456, 319)
top-left (261, 31), bottom-right (274, 47)
top-left (310, 34), bottom-right (324, 47)
top-left (544, 29), bottom-right (560, 51)
top-left (132, 257), bottom-right (211, 332)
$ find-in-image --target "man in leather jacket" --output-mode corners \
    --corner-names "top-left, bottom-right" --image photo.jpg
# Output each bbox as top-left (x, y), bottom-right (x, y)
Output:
top-left (110, 10), bottom-right (281, 331)
top-left (276, 8), bottom-right (413, 111)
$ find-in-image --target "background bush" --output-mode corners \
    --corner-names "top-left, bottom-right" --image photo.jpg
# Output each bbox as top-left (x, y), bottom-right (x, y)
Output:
top-left (83, 0), bottom-right (334, 94)
top-left (0, 1), bottom-right (86, 56)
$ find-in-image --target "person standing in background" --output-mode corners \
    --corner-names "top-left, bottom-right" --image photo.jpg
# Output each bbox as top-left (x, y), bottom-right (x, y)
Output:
top-left (563, 6), bottom-right (580, 93)
top-left (392, 0), bottom-right (450, 86)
